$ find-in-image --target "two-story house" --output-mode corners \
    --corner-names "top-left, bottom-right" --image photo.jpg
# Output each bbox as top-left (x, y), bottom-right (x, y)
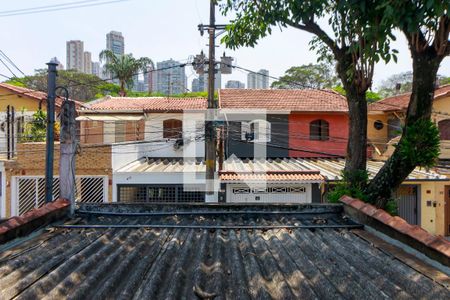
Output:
top-left (4, 89), bottom-right (449, 236)
top-left (368, 84), bottom-right (450, 161)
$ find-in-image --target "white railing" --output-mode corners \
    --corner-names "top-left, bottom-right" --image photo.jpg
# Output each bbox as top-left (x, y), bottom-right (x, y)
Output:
top-left (12, 175), bottom-right (108, 216)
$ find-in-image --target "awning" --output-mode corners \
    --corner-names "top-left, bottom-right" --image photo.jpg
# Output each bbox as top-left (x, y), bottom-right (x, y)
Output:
top-left (76, 115), bottom-right (144, 121)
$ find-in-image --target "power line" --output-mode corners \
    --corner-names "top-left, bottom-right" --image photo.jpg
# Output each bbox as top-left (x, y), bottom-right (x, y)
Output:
top-left (0, 50), bottom-right (26, 76)
top-left (0, 0), bottom-right (129, 17)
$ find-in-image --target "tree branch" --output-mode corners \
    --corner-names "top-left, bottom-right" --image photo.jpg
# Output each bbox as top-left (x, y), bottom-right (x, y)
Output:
top-left (285, 19), bottom-right (340, 54)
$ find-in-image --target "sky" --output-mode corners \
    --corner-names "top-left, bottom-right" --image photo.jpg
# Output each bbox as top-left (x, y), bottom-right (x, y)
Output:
top-left (0, 0), bottom-right (449, 91)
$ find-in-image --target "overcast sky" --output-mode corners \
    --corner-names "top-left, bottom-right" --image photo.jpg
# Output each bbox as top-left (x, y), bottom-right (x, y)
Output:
top-left (1, 0), bottom-right (449, 90)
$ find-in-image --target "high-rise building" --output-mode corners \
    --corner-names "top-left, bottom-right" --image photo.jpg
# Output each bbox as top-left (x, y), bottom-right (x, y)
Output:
top-left (192, 70), bottom-right (221, 92)
top-left (91, 62), bottom-right (101, 78)
top-left (247, 69), bottom-right (269, 89)
top-left (225, 80), bottom-right (245, 89)
top-left (106, 31), bottom-right (125, 56)
top-left (144, 65), bottom-right (154, 93)
top-left (191, 78), bottom-right (201, 92)
top-left (83, 52), bottom-right (92, 74)
top-left (258, 69), bottom-right (269, 89)
top-left (154, 59), bottom-right (186, 95)
top-left (66, 40), bottom-right (84, 72)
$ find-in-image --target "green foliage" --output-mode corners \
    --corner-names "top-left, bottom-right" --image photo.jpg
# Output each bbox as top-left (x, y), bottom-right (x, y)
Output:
top-left (327, 170), bottom-right (369, 203)
top-left (21, 110), bottom-right (47, 142)
top-left (333, 85), bottom-right (381, 102)
top-left (385, 199), bottom-right (398, 216)
top-left (271, 63), bottom-right (339, 89)
top-left (99, 50), bottom-right (153, 96)
top-left (396, 119), bottom-right (440, 168)
top-left (220, 0), bottom-right (396, 85)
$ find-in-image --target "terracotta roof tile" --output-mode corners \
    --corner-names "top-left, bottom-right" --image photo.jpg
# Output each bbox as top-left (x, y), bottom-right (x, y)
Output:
top-left (369, 84), bottom-right (450, 112)
top-left (0, 83), bottom-right (85, 109)
top-left (218, 88), bottom-right (348, 112)
top-left (219, 171), bottom-right (324, 182)
top-left (340, 196), bottom-right (450, 260)
top-left (87, 96), bottom-right (207, 112)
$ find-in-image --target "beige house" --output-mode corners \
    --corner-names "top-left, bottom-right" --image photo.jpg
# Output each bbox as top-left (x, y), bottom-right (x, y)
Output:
top-left (367, 85), bottom-right (450, 236)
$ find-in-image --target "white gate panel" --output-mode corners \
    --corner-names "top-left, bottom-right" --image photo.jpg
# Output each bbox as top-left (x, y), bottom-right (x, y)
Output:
top-left (226, 183), bottom-right (312, 203)
top-left (13, 175), bottom-right (108, 216)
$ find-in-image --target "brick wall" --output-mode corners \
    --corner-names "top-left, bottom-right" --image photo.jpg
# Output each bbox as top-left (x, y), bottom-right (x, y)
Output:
top-left (3, 143), bottom-right (113, 217)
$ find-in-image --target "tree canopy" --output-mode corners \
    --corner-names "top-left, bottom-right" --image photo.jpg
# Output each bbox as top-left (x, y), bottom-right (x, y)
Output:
top-left (6, 69), bottom-right (120, 101)
top-left (99, 50), bottom-right (153, 96)
top-left (271, 63), bottom-right (339, 89)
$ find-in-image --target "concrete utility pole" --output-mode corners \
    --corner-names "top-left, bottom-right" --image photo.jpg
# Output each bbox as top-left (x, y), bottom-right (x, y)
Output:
top-left (44, 59), bottom-right (58, 203)
top-left (205, 0), bottom-right (217, 202)
top-left (59, 97), bottom-right (76, 215)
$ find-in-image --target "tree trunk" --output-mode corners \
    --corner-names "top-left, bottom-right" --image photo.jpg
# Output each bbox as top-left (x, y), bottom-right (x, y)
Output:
top-left (335, 53), bottom-right (368, 183)
top-left (119, 80), bottom-right (126, 97)
top-left (365, 49), bottom-right (441, 207)
top-left (344, 88), bottom-right (368, 176)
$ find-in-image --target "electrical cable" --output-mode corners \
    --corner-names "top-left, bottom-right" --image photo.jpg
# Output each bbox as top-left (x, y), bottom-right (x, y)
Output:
top-left (0, 0), bottom-right (129, 17)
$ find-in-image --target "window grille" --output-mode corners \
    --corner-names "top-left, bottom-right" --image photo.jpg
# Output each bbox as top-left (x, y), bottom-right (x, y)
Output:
top-left (310, 119), bottom-right (329, 141)
top-left (118, 185), bottom-right (204, 203)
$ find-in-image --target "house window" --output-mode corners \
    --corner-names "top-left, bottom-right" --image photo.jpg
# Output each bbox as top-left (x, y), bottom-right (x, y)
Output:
top-left (438, 119), bottom-right (450, 140)
top-left (115, 121), bottom-right (126, 143)
top-left (241, 119), bottom-right (271, 142)
top-left (310, 119), bottom-right (329, 140)
top-left (163, 119), bottom-right (182, 139)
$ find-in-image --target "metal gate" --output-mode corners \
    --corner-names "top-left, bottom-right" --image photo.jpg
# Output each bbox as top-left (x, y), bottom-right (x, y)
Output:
top-left (14, 176), bottom-right (108, 216)
top-left (395, 185), bottom-right (419, 225)
top-left (118, 184), bottom-right (204, 203)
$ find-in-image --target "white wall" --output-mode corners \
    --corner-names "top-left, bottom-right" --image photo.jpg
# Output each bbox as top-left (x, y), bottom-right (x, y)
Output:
top-left (0, 111), bottom-right (35, 154)
top-left (144, 112), bottom-right (205, 158)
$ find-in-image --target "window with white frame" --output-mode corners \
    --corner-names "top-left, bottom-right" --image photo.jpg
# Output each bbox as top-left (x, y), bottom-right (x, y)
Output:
top-left (241, 119), bottom-right (271, 142)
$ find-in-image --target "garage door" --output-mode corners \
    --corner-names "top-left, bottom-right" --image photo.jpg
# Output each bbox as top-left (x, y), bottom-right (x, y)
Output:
top-left (226, 184), bottom-right (311, 203)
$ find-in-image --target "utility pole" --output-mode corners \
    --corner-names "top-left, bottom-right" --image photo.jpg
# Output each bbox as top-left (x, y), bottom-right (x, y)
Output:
top-left (204, 0), bottom-right (217, 202)
top-left (59, 98), bottom-right (76, 214)
top-left (44, 59), bottom-right (58, 203)
top-left (196, 1), bottom-right (232, 202)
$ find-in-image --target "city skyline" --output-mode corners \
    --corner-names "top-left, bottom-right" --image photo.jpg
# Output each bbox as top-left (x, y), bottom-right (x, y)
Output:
top-left (2, 1), bottom-right (449, 90)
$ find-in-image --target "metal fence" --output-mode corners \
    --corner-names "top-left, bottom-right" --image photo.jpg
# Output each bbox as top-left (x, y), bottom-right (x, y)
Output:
top-left (14, 176), bottom-right (108, 216)
top-left (118, 184), bottom-right (204, 203)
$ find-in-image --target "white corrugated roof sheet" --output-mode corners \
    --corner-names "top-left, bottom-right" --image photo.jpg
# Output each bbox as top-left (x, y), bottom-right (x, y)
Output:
top-left (116, 157), bottom-right (448, 181)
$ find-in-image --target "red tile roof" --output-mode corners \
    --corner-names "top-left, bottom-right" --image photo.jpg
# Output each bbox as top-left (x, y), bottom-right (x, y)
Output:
top-left (369, 84), bottom-right (450, 112)
top-left (340, 196), bottom-right (450, 259)
top-left (218, 89), bottom-right (348, 112)
top-left (87, 96), bottom-right (207, 112)
top-left (219, 170), bottom-right (324, 182)
top-left (0, 83), bottom-right (85, 109)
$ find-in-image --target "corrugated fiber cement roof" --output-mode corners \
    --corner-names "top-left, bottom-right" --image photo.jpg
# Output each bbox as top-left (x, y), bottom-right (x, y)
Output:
top-left (0, 204), bottom-right (448, 299)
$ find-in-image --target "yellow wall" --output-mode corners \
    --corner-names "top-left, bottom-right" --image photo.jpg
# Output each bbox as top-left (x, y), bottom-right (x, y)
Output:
top-left (432, 95), bottom-right (450, 160)
top-left (368, 113), bottom-right (389, 157)
top-left (0, 86), bottom-right (43, 112)
top-left (405, 181), bottom-right (448, 236)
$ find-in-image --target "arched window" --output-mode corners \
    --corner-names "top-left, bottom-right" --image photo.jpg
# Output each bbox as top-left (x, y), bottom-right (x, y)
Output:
top-left (163, 119), bottom-right (182, 139)
top-left (310, 119), bottom-right (329, 141)
top-left (241, 119), bottom-right (271, 142)
top-left (438, 119), bottom-right (450, 140)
